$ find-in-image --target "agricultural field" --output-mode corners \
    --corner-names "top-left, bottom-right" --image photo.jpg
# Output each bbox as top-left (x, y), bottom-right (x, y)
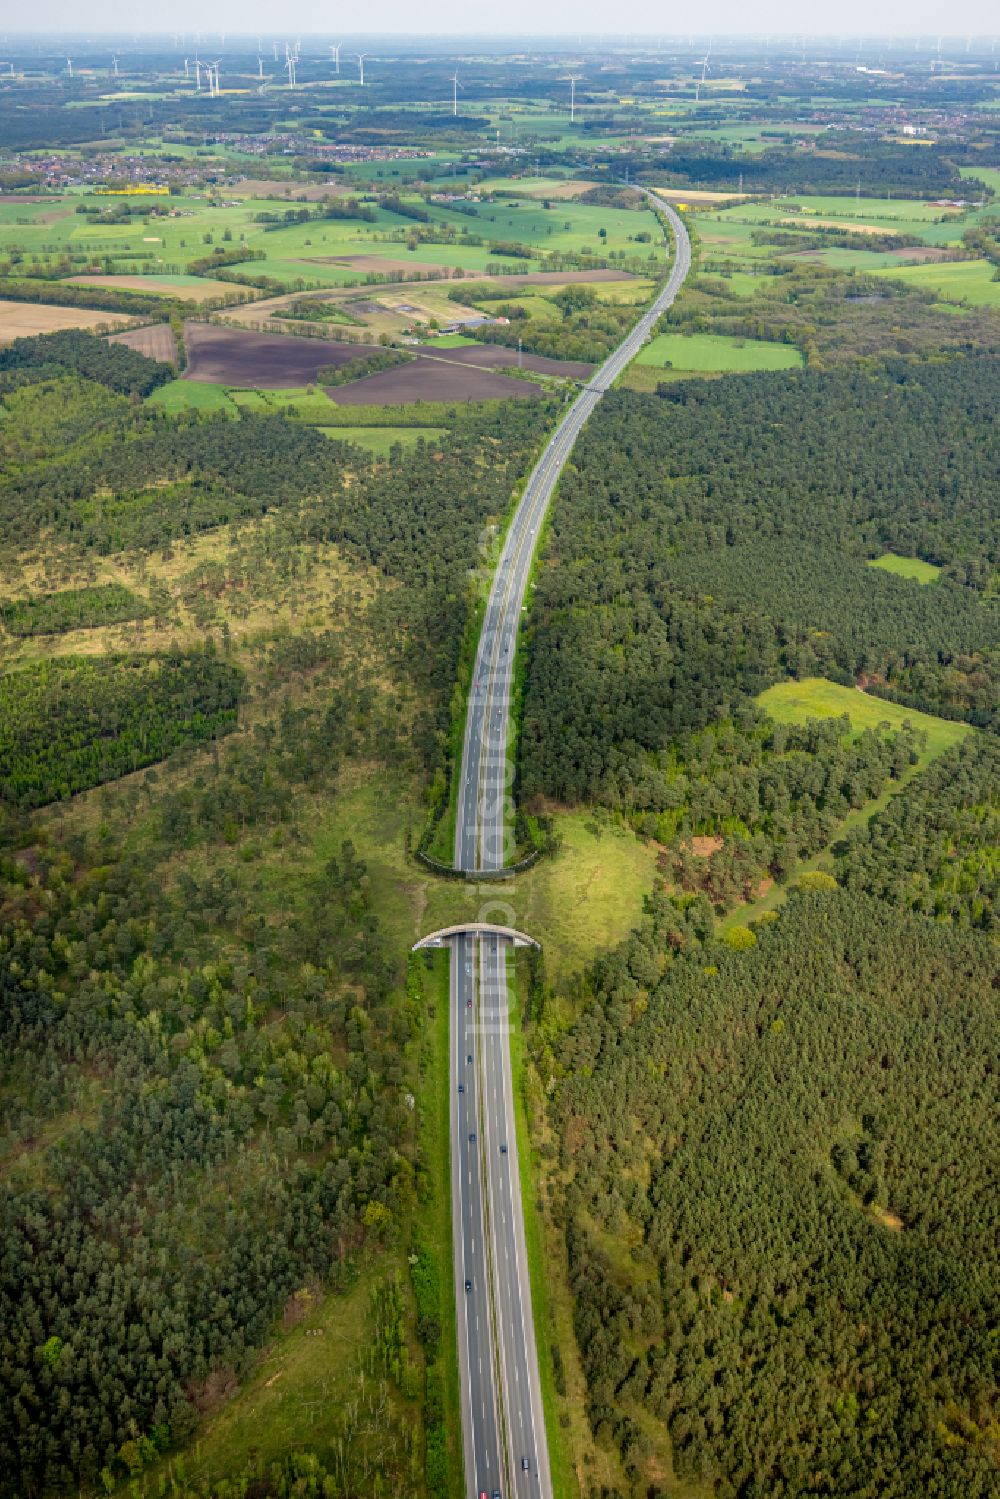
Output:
top-left (0, 298), bottom-right (132, 341)
top-left (0, 173), bottom-right (665, 299)
top-left (634, 329), bottom-right (804, 372)
top-left (174, 324), bottom-right (554, 402)
top-left (182, 322), bottom-right (381, 385)
top-left (473, 175), bottom-right (601, 198)
top-left (876, 257), bottom-right (1000, 305)
top-left (425, 344), bottom-right (593, 378)
top-left (108, 322), bottom-right (176, 361)
top-left (327, 357), bottom-right (543, 403)
top-left (68, 271), bottom-right (241, 299)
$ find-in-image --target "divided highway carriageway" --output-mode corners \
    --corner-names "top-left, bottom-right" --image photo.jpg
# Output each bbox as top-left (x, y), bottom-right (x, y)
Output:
top-left (420, 197), bottom-right (691, 1499)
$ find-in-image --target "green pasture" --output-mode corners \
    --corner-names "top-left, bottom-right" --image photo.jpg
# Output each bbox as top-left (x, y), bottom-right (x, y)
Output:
top-left (227, 256), bottom-right (366, 287)
top-left (225, 388), bottom-right (340, 420)
top-left (0, 200), bottom-right (73, 224)
top-left (635, 331), bottom-right (803, 372)
top-left (758, 677), bottom-right (970, 761)
top-left (383, 241), bottom-right (544, 272)
top-left (473, 174), bottom-right (584, 195)
top-left (690, 214), bottom-right (778, 261)
top-left (875, 258), bottom-right (1000, 305)
top-left (960, 164), bottom-right (1000, 194)
top-left (698, 268), bottom-right (779, 295)
top-left (770, 194), bottom-right (960, 222)
top-left (338, 152), bottom-right (454, 181)
top-left (785, 246), bottom-right (939, 270)
top-left (146, 379), bottom-right (236, 415)
top-left (684, 126), bottom-right (773, 153)
top-left (702, 195), bottom-right (979, 249)
top-left (868, 552), bottom-right (942, 584)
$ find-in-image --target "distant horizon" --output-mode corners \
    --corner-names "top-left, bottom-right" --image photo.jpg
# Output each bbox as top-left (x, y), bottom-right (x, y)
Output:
top-left (4, 28), bottom-right (1000, 39)
top-left (3, 7), bottom-right (999, 42)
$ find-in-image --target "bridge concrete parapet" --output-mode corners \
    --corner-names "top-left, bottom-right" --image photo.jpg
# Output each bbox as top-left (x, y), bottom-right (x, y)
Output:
top-left (411, 922), bottom-right (540, 951)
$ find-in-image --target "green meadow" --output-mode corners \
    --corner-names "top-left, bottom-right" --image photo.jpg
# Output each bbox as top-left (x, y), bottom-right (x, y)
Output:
top-left (757, 677), bottom-right (970, 761)
top-left (636, 331), bottom-right (803, 372)
top-left (868, 552), bottom-right (942, 584)
top-left (876, 258), bottom-right (1000, 306)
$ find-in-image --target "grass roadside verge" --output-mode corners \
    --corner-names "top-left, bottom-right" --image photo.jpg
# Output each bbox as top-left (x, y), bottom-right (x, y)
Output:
top-left (423, 415), bottom-right (557, 867)
top-left (507, 953), bottom-right (577, 1499)
top-left (410, 949), bottom-right (464, 1495)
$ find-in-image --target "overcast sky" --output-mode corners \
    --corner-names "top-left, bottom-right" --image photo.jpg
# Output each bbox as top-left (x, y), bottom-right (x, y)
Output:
top-left (12, 1), bottom-right (1000, 40)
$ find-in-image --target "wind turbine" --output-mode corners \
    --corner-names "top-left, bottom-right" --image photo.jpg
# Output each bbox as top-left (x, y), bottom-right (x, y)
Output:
top-left (330, 42), bottom-right (342, 73)
top-left (193, 57), bottom-right (201, 89)
top-left (565, 73), bottom-right (582, 123)
top-left (257, 56), bottom-right (264, 79)
top-left (183, 57), bottom-right (189, 79)
top-left (285, 53), bottom-right (296, 88)
top-left (209, 60), bottom-right (221, 96)
top-left (66, 57), bottom-right (73, 78)
top-left (450, 69), bottom-right (463, 116)
top-left (357, 52), bottom-right (369, 86)
top-left (695, 55), bottom-right (710, 101)
top-left (111, 56), bottom-right (119, 78)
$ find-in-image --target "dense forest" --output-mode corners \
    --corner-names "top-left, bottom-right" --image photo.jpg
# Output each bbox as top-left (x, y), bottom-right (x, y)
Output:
top-left (0, 583), bottom-right (148, 637)
top-left (0, 653), bottom-right (243, 809)
top-left (638, 136), bottom-right (984, 197)
top-left (521, 358), bottom-right (1000, 816)
top-left (515, 342), bottom-right (1000, 1499)
top-left (0, 814), bottom-right (416, 1496)
top-left (0, 326), bottom-right (558, 1494)
top-left (0, 329), bottom-right (171, 398)
top-left (835, 734), bottom-right (1000, 929)
top-left (549, 886), bottom-right (999, 1498)
top-left (629, 709), bottom-right (924, 909)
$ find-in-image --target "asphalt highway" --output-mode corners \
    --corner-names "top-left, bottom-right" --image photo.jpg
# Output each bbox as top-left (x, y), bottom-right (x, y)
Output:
top-left (450, 199), bottom-right (691, 1498)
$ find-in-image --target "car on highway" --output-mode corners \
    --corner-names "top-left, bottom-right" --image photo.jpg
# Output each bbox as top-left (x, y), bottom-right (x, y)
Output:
top-left (469, 1132), bottom-right (476, 1143)
top-left (466, 998), bottom-right (472, 1009)
top-left (466, 1279), bottom-right (472, 1293)
top-left (500, 1143), bottom-right (507, 1154)
top-left (458, 1083), bottom-right (464, 1093)
top-left (522, 1457), bottom-right (530, 1471)
top-left (467, 1053), bottom-right (472, 1063)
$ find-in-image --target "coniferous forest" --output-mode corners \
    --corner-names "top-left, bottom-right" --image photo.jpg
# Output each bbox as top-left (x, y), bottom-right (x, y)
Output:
top-left (520, 356), bottom-right (1000, 1497)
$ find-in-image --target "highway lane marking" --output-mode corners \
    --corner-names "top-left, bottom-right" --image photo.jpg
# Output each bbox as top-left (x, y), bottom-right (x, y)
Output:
top-left (451, 204), bottom-right (690, 1494)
